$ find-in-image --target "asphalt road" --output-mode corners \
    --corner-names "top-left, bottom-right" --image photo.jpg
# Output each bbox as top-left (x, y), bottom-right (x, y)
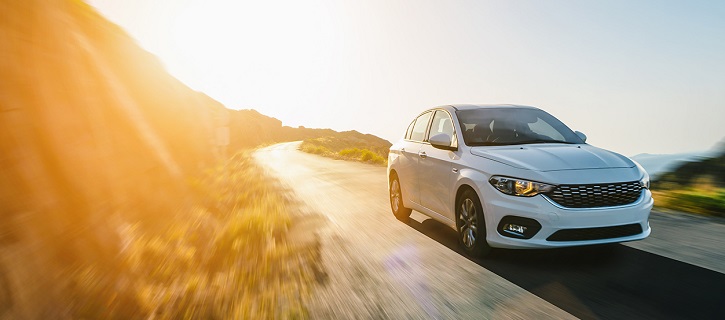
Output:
top-left (254, 142), bottom-right (725, 320)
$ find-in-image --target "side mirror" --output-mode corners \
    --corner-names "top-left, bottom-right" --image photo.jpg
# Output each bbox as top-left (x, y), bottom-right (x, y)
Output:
top-left (429, 133), bottom-right (457, 151)
top-left (575, 131), bottom-right (587, 143)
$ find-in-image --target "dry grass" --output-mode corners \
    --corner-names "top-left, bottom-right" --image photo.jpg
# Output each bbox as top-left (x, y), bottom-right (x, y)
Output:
top-left (68, 152), bottom-right (319, 319)
top-left (301, 138), bottom-right (388, 165)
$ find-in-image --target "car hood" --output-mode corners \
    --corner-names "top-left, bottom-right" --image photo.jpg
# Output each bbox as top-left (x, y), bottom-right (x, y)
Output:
top-left (469, 144), bottom-right (635, 172)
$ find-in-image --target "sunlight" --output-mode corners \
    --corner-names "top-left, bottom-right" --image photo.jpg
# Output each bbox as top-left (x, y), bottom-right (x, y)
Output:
top-left (168, 0), bottom-right (344, 114)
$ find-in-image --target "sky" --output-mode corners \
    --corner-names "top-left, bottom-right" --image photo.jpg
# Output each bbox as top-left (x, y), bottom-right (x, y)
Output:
top-left (88, 0), bottom-right (725, 156)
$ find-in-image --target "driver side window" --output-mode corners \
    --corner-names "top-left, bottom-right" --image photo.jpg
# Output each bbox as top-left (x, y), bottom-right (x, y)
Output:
top-left (428, 110), bottom-right (457, 147)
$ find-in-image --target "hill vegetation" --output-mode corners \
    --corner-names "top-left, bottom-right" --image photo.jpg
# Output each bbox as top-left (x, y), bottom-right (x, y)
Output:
top-left (300, 131), bottom-right (391, 165)
top-left (651, 141), bottom-right (725, 217)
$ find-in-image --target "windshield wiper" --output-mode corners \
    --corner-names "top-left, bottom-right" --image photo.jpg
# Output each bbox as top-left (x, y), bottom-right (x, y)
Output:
top-left (510, 139), bottom-right (574, 145)
top-left (467, 142), bottom-right (508, 146)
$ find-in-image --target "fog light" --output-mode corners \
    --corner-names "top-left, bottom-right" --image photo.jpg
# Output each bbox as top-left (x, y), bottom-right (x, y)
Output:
top-left (497, 216), bottom-right (542, 239)
top-left (504, 224), bottom-right (527, 235)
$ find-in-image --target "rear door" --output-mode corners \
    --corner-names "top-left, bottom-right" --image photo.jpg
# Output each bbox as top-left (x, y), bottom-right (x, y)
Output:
top-left (397, 111), bottom-right (433, 206)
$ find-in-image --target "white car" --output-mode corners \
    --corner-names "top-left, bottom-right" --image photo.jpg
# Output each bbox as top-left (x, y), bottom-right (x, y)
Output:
top-left (387, 104), bottom-right (652, 257)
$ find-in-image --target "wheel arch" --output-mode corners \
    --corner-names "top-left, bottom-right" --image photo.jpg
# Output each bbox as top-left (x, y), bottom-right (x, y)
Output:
top-left (455, 183), bottom-right (476, 205)
top-left (452, 168), bottom-right (488, 209)
top-left (388, 169), bottom-right (412, 209)
top-left (453, 169), bottom-right (493, 232)
top-left (388, 168), bottom-right (398, 183)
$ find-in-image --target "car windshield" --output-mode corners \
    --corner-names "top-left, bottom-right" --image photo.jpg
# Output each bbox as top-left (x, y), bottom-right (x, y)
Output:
top-left (456, 108), bottom-right (584, 146)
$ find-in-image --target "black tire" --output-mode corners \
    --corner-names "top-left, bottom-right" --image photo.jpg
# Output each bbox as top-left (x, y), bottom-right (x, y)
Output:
top-left (389, 174), bottom-right (412, 220)
top-left (456, 188), bottom-right (492, 257)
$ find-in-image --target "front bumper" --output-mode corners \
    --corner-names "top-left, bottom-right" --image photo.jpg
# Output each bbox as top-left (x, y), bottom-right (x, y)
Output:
top-left (483, 189), bottom-right (653, 249)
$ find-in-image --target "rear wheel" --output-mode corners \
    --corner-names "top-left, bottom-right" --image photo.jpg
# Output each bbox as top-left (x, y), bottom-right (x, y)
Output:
top-left (390, 174), bottom-right (412, 220)
top-left (456, 189), bottom-right (491, 257)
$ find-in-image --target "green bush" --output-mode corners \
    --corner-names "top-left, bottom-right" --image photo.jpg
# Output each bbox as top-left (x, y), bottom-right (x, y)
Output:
top-left (654, 188), bottom-right (725, 218)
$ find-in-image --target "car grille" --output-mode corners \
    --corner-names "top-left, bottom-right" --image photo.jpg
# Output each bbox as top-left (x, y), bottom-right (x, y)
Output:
top-left (547, 223), bottom-right (643, 242)
top-left (544, 181), bottom-right (643, 208)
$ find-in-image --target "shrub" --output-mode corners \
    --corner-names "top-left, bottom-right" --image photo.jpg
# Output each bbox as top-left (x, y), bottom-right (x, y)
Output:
top-left (359, 149), bottom-right (386, 164)
top-left (301, 141), bottom-right (331, 155)
top-left (653, 188), bottom-right (725, 218)
top-left (338, 148), bottom-right (362, 158)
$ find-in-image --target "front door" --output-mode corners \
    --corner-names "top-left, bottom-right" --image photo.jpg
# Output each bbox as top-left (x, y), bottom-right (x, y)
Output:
top-left (419, 110), bottom-right (458, 219)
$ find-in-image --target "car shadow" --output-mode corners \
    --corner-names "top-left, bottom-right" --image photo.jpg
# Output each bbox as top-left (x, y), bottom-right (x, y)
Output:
top-left (403, 217), bottom-right (725, 320)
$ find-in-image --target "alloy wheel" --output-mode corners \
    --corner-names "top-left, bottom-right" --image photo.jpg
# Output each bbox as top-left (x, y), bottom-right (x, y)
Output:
top-left (459, 197), bottom-right (478, 248)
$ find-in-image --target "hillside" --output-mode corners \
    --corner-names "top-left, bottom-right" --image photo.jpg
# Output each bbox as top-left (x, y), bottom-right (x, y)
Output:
top-left (300, 131), bottom-right (392, 165)
top-left (1, 1), bottom-right (231, 316)
top-left (0, 1), bottom-right (362, 318)
top-left (653, 142), bottom-right (725, 190)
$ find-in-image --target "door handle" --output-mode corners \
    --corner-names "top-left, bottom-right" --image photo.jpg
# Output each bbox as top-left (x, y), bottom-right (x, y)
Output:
top-left (418, 151), bottom-right (427, 159)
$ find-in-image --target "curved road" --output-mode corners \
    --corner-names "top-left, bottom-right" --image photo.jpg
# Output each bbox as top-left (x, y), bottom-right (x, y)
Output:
top-left (255, 142), bottom-right (725, 319)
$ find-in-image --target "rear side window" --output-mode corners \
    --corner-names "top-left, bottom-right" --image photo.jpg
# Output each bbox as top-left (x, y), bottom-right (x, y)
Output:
top-left (404, 119), bottom-right (415, 140)
top-left (410, 111), bottom-right (433, 142)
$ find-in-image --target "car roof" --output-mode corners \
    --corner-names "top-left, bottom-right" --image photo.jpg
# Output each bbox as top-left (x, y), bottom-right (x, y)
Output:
top-left (443, 104), bottom-right (539, 111)
top-left (417, 104), bottom-right (540, 117)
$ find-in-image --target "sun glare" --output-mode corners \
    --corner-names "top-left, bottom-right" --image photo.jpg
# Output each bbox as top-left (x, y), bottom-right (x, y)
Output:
top-left (168, 0), bottom-right (344, 117)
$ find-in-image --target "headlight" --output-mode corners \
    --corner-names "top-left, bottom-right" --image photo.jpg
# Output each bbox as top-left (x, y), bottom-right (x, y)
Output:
top-left (634, 161), bottom-right (650, 189)
top-left (489, 176), bottom-right (556, 197)
top-left (640, 174), bottom-right (650, 189)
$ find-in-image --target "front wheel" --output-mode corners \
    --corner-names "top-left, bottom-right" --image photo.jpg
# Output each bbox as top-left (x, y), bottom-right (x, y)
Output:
top-left (456, 189), bottom-right (491, 257)
top-left (390, 174), bottom-right (412, 220)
